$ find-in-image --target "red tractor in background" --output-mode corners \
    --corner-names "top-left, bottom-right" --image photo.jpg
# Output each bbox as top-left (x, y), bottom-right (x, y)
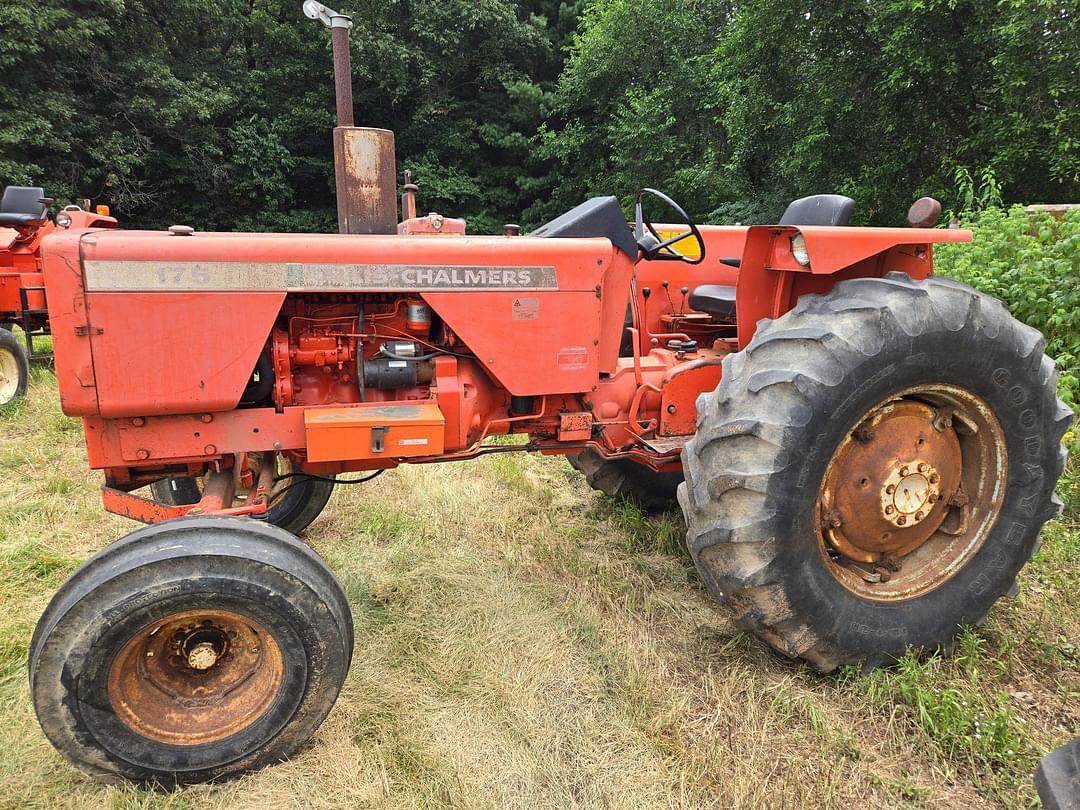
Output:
top-left (0, 186), bottom-right (117, 406)
top-left (18, 3), bottom-right (1073, 786)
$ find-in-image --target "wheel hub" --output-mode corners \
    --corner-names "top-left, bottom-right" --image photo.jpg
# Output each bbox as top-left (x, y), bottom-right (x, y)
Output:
top-left (880, 461), bottom-right (941, 527)
top-left (107, 610), bottom-right (283, 746)
top-left (816, 385), bottom-right (1007, 601)
top-left (820, 400), bottom-right (961, 563)
top-left (0, 347), bottom-right (19, 404)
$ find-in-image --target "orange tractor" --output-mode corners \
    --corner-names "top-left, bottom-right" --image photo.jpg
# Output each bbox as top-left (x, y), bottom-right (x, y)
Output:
top-left (0, 188), bottom-right (117, 406)
top-left (22, 7), bottom-right (1072, 786)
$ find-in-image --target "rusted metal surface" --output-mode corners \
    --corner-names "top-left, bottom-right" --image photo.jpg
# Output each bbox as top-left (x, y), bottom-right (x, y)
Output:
top-left (817, 385), bottom-right (1006, 600)
top-left (822, 401), bottom-right (960, 563)
top-left (102, 486), bottom-right (192, 524)
top-left (107, 609), bottom-right (284, 745)
top-left (333, 127), bottom-right (398, 235)
top-left (331, 24), bottom-right (354, 127)
top-left (557, 412), bottom-right (593, 442)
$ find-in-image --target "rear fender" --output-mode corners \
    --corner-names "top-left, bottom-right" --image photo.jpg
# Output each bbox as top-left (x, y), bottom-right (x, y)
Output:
top-left (734, 225), bottom-right (972, 348)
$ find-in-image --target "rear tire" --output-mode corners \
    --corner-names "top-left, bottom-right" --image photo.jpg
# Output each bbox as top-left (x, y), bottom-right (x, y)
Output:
top-left (0, 327), bottom-right (29, 408)
top-left (29, 517), bottom-right (353, 784)
top-left (679, 273), bottom-right (1072, 671)
top-left (569, 448), bottom-right (683, 511)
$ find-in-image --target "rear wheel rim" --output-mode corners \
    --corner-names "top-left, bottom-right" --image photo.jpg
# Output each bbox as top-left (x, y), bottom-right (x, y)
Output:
top-left (0, 347), bottom-right (19, 404)
top-left (107, 609), bottom-right (284, 745)
top-left (817, 384), bottom-right (1007, 601)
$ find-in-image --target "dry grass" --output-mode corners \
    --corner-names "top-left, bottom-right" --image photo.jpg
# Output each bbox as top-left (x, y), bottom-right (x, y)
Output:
top-left (0, 368), bottom-right (1076, 809)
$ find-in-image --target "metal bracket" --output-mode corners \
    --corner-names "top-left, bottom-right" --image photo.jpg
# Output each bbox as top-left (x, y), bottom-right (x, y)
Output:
top-left (371, 425), bottom-right (388, 453)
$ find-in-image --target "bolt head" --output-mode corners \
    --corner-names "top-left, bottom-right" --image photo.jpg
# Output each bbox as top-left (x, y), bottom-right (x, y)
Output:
top-left (884, 505), bottom-right (895, 515)
top-left (886, 484), bottom-right (896, 495)
top-left (897, 515), bottom-right (907, 525)
top-left (917, 462), bottom-right (927, 472)
top-left (929, 473), bottom-right (939, 484)
top-left (900, 466), bottom-right (909, 477)
top-left (914, 511), bottom-right (923, 521)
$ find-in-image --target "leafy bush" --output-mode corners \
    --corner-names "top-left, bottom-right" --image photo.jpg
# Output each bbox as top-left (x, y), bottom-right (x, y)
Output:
top-left (935, 206), bottom-right (1080, 410)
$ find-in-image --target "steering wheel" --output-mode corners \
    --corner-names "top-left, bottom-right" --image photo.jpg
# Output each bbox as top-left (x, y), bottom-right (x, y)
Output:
top-left (633, 188), bottom-right (706, 264)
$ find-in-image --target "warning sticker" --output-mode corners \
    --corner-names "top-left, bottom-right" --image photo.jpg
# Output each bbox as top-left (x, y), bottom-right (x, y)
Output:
top-left (512, 297), bottom-right (540, 320)
top-left (556, 346), bottom-right (590, 370)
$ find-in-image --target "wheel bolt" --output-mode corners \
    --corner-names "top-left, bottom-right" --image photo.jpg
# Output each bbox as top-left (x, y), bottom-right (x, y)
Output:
top-left (917, 462), bottom-right (927, 472)
top-left (914, 511), bottom-right (923, 521)
top-left (884, 505), bottom-right (895, 515)
top-left (897, 515), bottom-right (907, 525)
top-left (886, 484), bottom-right (896, 495)
top-left (900, 466), bottom-right (909, 476)
top-left (929, 473), bottom-right (939, 484)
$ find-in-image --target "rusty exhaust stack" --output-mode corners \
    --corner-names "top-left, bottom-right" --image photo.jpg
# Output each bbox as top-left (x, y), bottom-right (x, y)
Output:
top-left (303, 1), bottom-right (397, 235)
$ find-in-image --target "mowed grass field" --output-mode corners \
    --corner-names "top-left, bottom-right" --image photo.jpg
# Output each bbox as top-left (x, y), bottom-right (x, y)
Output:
top-left (0, 365), bottom-right (1077, 809)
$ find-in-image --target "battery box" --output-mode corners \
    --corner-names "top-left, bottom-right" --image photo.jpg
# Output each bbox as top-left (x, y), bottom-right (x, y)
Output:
top-left (304, 401), bottom-right (445, 462)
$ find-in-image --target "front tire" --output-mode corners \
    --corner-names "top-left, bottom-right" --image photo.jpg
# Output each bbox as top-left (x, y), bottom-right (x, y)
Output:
top-left (29, 517), bottom-right (353, 784)
top-left (679, 273), bottom-right (1072, 671)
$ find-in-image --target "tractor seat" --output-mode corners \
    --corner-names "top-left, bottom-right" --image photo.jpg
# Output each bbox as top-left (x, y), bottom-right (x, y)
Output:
top-left (0, 186), bottom-right (48, 227)
top-left (687, 285), bottom-right (736, 320)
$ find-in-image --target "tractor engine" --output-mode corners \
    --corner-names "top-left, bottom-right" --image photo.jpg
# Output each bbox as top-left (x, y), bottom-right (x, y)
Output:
top-left (265, 296), bottom-right (440, 410)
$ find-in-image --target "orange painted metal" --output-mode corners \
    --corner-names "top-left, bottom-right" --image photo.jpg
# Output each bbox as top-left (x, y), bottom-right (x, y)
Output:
top-left (32, 207), bottom-right (972, 526)
top-left (305, 401), bottom-right (445, 462)
top-left (1, 208), bottom-right (117, 327)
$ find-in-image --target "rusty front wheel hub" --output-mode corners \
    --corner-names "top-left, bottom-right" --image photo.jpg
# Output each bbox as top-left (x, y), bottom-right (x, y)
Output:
top-left (818, 385), bottom-right (1006, 600)
top-left (107, 610), bottom-right (283, 745)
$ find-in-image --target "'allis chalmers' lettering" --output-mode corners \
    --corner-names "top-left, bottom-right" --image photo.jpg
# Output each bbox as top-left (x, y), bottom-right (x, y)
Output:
top-left (82, 261), bottom-right (560, 292)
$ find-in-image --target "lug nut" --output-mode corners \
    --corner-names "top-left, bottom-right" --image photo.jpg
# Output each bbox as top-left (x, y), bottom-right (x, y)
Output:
top-left (884, 505), bottom-right (895, 515)
top-left (886, 484), bottom-right (896, 495)
top-left (929, 473), bottom-right (939, 484)
top-left (897, 515), bottom-right (907, 525)
top-left (900, 466), bottom-right (909, 476)
top-left (914, 511), bottom-right (923, 521)
top-left (917, 462), bottom-right (927, 472)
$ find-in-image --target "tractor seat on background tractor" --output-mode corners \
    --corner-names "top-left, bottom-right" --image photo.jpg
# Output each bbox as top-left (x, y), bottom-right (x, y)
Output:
top-left (689, 194), bottom-right (857, 320)
top-left (0, 186), bottom-right (48, 227)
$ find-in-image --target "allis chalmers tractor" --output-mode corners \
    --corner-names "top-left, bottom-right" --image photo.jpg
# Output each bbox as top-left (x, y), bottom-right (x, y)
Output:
top-left (19, 10), bottom-right (1072, 787)
top-left (0, 187), bottom-right (117, 407)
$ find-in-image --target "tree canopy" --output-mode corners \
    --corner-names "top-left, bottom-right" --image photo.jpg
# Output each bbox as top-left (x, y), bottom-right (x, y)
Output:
top-left (1, 0), bottom-right (1076, 231)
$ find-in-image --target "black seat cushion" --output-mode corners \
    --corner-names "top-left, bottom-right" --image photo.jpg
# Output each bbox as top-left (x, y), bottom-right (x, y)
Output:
top-left (687, 284), bottom-right (736, 320)
top-left (779, 194), bottom-right (855, 227)
top-left (0, 186), bottom-right (47, 227)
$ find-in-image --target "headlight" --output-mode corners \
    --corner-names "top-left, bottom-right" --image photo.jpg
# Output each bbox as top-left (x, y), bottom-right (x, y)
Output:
top-left (790, 233), bottom-right (810, 266)
top-left (55, 211), bottom-right (72, 229)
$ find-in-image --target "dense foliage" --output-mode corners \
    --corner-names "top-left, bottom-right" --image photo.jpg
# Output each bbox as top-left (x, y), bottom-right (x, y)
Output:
top-left (936, 208), bottom-right (1080, 408)
top-left (0, 0), bottom-right (1077, 230)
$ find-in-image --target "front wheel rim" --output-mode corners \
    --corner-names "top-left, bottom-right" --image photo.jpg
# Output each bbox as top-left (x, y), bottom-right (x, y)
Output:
top-left (817, 384), bottom-right (1007, 601)
top-left (107, 609), bottom-right (284, 745)
top-left (0, 347), bottom-right (20, 404)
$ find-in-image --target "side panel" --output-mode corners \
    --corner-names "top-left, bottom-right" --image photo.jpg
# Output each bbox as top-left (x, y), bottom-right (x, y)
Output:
top-left (85, 291), bottom-right (284, 417)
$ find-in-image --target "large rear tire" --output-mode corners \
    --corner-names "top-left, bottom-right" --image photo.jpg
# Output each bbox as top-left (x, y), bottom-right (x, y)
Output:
top-left (0, 327), bottom-right (29, 408)
top-left (29, 517), bottom-right (353, 784)
top-left (569, 448), bottom-right (683, 511)
top-left (679, 273), bottom-right (1072, 672)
